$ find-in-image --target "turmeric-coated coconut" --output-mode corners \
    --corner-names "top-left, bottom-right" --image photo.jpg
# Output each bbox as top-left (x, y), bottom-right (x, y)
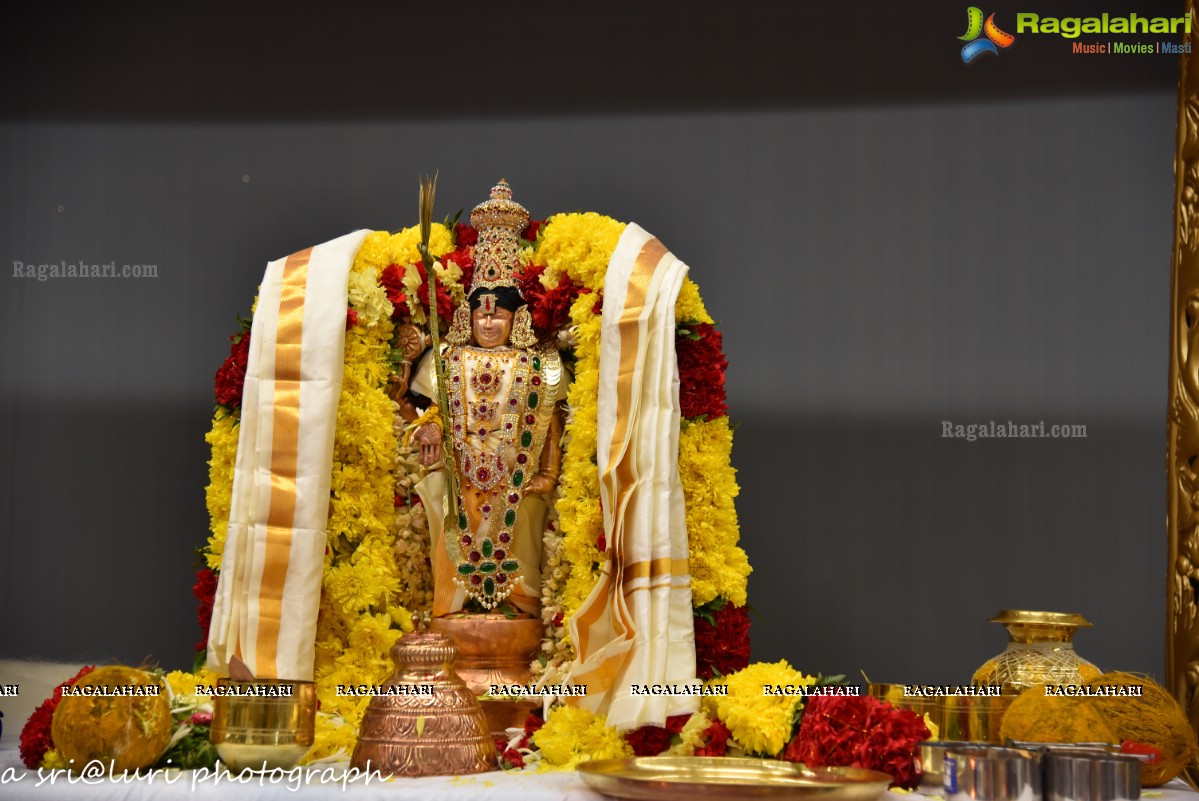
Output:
top-left (51, 666), bottom-right (172, 773)
top-left (1085, 672), bottom-right (1197, 787)
top-left (998, 685), bottom-right (1118, 744)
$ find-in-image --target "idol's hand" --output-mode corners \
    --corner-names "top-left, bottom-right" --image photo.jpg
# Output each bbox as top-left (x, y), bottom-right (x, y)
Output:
top-left (414, 423), bottom-right (443, 467)
top-left (523, 473), bottom-right (556, 496)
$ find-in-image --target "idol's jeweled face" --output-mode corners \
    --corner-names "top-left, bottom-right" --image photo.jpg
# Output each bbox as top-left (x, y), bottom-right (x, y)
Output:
top-left (472, 306), bottom-right (514, 349)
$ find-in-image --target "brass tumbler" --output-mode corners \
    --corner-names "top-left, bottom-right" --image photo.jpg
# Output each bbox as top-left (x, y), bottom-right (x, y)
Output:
top-left (210, 678), bottom-right (316, 771)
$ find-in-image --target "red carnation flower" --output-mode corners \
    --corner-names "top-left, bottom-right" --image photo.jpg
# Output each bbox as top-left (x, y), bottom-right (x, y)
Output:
top-left (516, 264), bottom-right (584, 336)
top-left (455, 223), bottom-right (478, 248)
top-left (443, 247), bottom-right (475, 296)
top-left (625, 724), bottom-right (674, 756)
top-left (213, 329), bottom-right (251, 410)
top-left (413, 261), bottom-right (456, 325)
top-left (694, 603), bottom-right (751, 680)
top-left (677, 324), bottom-right (728, 421)
top-left (193, 567), bottom-right (219, 652)
top-left (515, 710), bottom-right (545, 750)
top-left (523, 220), bottom-right (543, 243)
top-left (693, 718), bottom-right (732, 757)
top-left (380, 263), bottom-right (409, 320)
top-left (784, 695), bottom-right (930, 790)
top-left (19, 665), bottom-right (96, 768)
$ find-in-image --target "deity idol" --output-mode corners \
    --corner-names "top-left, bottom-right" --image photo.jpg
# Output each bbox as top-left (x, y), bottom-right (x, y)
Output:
top-left (405, 182), bottom-right (566, 618)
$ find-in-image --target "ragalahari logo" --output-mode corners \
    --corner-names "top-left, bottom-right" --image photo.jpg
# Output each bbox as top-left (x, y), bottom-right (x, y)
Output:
top-left (960, 7), bottom-right (1016, 62)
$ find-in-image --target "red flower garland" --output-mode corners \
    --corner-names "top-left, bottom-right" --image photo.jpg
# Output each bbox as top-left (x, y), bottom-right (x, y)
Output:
top-left (784, 695), bottom-right (930, 789)
top-left (193, 567), bottom-right (219, 653)
top-left (694, 603), bottom-right (751, 680)
top-left (676, 323), bottom-right (728, 421)
top-left (213, 329), bottom-right (251, 410)
top-left (19, 665), bottom-right (96, 768)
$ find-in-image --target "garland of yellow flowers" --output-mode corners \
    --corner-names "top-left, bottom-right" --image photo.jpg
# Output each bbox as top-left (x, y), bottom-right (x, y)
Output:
top-left (200, 215), bottom-right (751, 758)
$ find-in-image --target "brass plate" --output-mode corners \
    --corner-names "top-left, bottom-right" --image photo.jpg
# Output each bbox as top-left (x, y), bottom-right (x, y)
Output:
top-left (577, 757), bottom-right (892, 801)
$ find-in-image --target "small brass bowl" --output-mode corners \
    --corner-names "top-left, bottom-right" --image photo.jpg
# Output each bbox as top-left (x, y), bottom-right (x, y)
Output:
top-left (210, 679), bottom-right (316, 772)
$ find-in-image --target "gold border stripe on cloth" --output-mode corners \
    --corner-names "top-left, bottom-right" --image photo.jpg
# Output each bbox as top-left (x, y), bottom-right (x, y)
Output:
top-left (256, 247), bottom-right (312, 677)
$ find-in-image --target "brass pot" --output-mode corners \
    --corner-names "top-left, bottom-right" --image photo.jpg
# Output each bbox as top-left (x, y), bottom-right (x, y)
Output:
top-left (210, 679), bottom-right (315, 772)
top-left (351, 631), bottom-right (496, 776)
top-left (972, 610), bottom-right (1100, 695)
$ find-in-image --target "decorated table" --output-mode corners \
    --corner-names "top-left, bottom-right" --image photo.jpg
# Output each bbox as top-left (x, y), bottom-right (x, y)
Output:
top-left (2, 745), bottom-right (1197, 801)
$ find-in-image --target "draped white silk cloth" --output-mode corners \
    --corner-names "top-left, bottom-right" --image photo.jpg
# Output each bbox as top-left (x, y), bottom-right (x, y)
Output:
top-left (567, 224), bottom-right (697, 729)
top-left (207, 230), bottom-right (369, 681)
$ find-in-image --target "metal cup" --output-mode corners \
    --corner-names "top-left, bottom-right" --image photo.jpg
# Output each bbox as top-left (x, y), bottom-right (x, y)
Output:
top-left (943, 745), bottom-right (1042, 801)
top-left (1044, 748), bottom-right (1141, 801)
top-left (209, 679), bottom-right (316, 772)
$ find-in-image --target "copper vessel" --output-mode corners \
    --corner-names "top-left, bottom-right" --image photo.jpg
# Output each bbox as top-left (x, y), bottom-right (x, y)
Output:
top-left (430, 614), bottom-right (544, 693)
top-left (351, 631), bottom-right (496, 776)
top-left (431, 613), bottom-right (544, 736)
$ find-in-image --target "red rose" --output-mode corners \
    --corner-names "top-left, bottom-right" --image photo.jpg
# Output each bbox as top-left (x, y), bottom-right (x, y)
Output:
top-left (346, 307), bottom-right (359, 330)
top-left (596, 532), bottom-right (607, 554)
top-left (380, 263), bottom-right (409, 320)
top-left (19, 665), bottom-right (95, 768)
top-left (677, 324), bottom-right (728, 421)
top-left (193, 567), bottom-right (219, 652)
top-left (694, 603), bottom-right (751, 680)
top-left (785, 695), bottom-right (930, 790)
top-left (455, 223), bottom-right (478, 248)
top-left (693, 718), bottom-right (731, 757)
top-left (213, 329), bottom-right (251, 409)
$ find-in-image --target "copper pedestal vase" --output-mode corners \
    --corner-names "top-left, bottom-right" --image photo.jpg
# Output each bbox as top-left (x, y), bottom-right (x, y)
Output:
top-left (351, 632), bottom-right (496, 776)
top-left (431, 614), bottom-right (544, 735)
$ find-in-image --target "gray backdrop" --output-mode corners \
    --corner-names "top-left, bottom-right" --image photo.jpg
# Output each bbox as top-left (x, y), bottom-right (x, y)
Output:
top-left (0, 1), bottom-right (1182, 686)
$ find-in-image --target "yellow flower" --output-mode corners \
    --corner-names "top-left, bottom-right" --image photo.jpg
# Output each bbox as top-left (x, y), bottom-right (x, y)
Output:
top-left (347, 266), bottom-right (393, 328)
top-left (533, 706), bottom-right (633, 769)
top-left (667, 709), bottom-right (715, 756)
top-left (705, 661), bottom-right (816, 757)
top-left (203, 412), bottom-right (239, 570)
top-left (41, 749), bottom-right (68, 770)
top-left (679, 418), bottom-right (750, 607)
top-left (675, 277), bottom-right (714, 324)
top-left (165, 667), bottom-right (220, 698)
top-left (535, 213), bottom-right (626, 292)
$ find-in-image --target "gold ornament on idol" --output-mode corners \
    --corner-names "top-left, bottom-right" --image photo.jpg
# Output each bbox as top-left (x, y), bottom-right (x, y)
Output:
top-left (439, 180), bottom-right (561, 610)
top-left (469, 179), bottom-right (530, 294)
